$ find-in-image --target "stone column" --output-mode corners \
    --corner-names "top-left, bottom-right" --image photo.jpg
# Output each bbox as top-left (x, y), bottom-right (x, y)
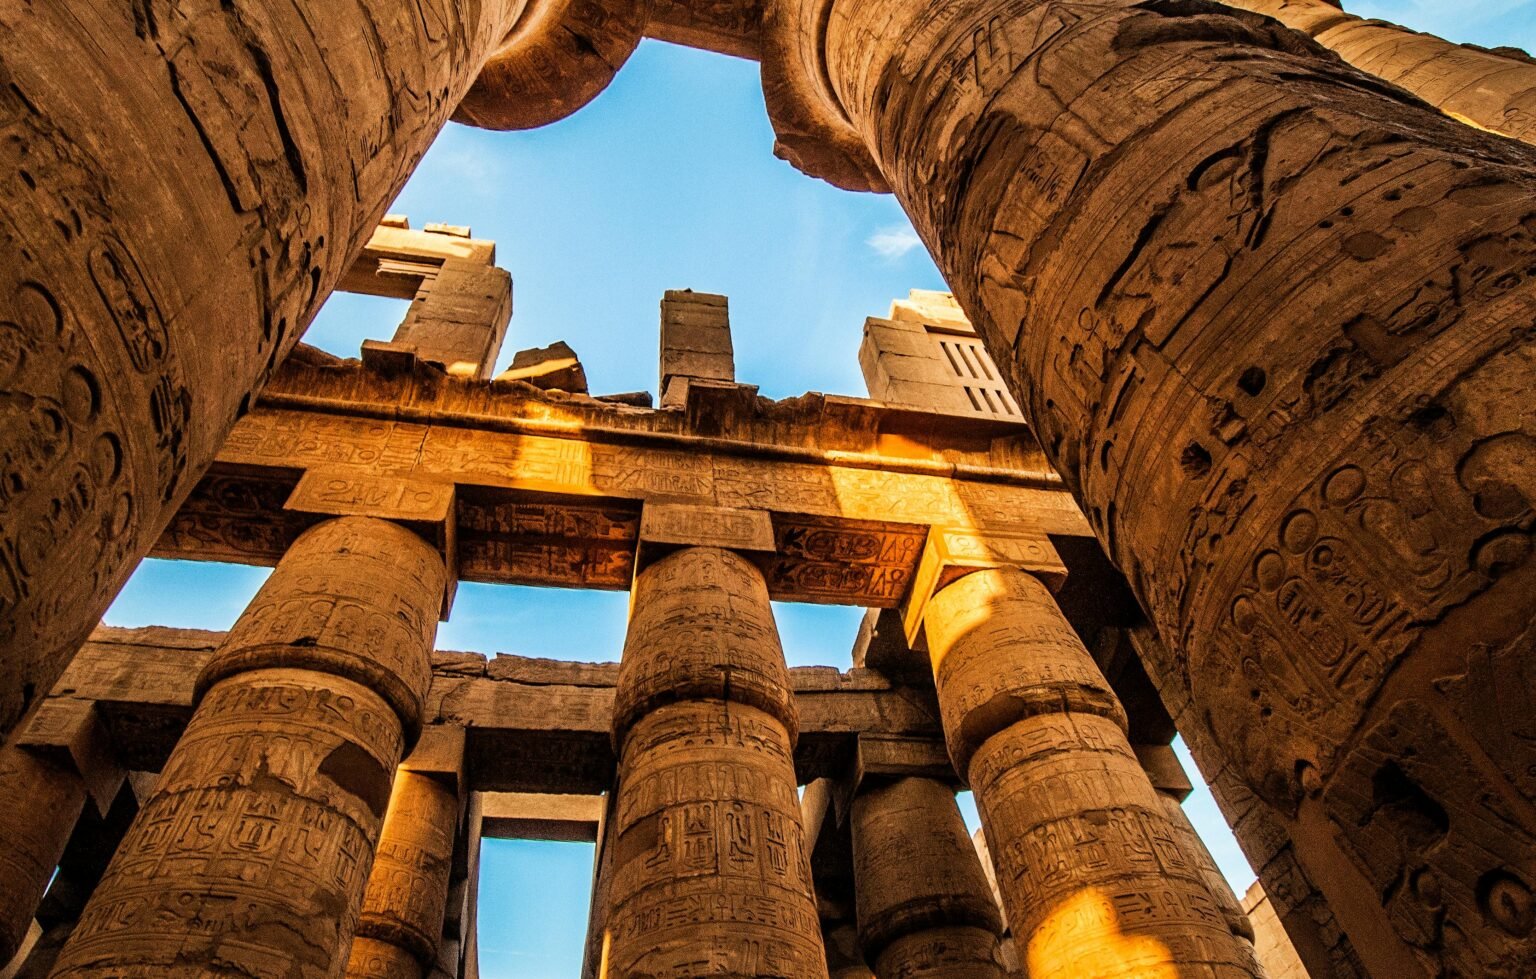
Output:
top-left (0, 0), bottom-right (528, 738)
top-left (923, 568), bottom-right (1259, 977)
top-left (50, 516), bottom-right (445, 978)
top-left (604, 545), bottom-right (826, 977)
top-left (346, 727), bottom-right (464, 979)
top-left (0, 701), bottom-right (120, 965)
top-left (1223, 0), bottom-right (1536, 144)
top-left (850, 777), bottom-right (1005, 979)
top-left (0, 746), bottom-right (85, 965)
top-left (763, 1), bottom-right (1536, 973)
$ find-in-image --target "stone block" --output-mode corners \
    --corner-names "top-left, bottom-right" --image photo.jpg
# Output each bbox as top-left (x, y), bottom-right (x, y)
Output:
top-left (496, 340), bottom-right (588, 392)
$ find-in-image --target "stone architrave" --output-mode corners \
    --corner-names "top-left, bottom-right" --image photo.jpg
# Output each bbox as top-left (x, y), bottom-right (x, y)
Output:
top-left (761, 0), bottom-right (1536, 973)
top-left (604, 546), bottom-right (827, 977)
top-left (1223, 0), bottom-right (1536, 144)
top-left (346, 726), bottom-right (465, 979)
top-left (49, 517), bottom-right (445, 978)
top-left (0, 0), bottom-right (528, 739)
top-left (923, 568), bottom-right (1261, 978)
top-left (850, 777), bottom-right (1005, 979)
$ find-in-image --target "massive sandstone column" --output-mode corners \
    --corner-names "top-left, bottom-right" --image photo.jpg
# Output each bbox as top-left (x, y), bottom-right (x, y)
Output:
top-left (0, 0), bottom-right (665, 738)
top-left (761, 0), bottom-right (1536, 973)
top-left (0, 700), bottom-right (121, 966)
top-left (49, 517), bottom-right (445, 978)
top-left (924, 568), bottom-right (1260, 978)
top-left (346, 728), bottom-right (464, 979)
top-left (0, 743), bottom-right (87, 965)
top-left (850, 777), bottom-right (1005, 979)
top-left (604, 546), bottom-right (826, 977)
top-left (0, 1), bottom-right (505, 737)
top-left (1223, 0), bottom-right (1536, 144)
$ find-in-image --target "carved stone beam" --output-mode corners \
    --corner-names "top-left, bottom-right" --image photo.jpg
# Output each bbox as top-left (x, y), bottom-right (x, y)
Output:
top-left (455, 0), bottom-right (653, 131)
top-left (1224, 0), bottom-right (1536, 145)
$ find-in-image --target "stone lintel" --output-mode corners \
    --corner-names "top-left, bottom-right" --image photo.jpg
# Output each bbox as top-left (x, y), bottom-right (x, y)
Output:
top-left (14, 700), bottom-right (124, 815)
top-left (901, 528), bottom-right (1068, 647)
top-left (637, 503), bottom-right (775, 566)
top-left (479, 791), bottom-right (604, 842)
top-left (401, 723), bottom-right (467, 792)
top-left (1134, 742), bottom-right (1194, 802)
top-left (339, 222), bottom-right (497, 300)
top-left (831, 735), bottom-right (955, 827)
top-left (61, 629), bottom-right (947, 797)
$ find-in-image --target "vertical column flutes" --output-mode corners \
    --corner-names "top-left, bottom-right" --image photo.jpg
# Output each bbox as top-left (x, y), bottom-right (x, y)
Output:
top-left (49, 516), bottom-right (445, 978)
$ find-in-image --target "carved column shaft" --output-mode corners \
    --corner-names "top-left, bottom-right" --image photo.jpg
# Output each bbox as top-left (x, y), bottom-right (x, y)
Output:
top-left (0, 0), bottom-right (521, 738)
top-left (924, 568), bottom-right (1260, 977)
top-left (764, 0), bottom-right (1536, 973)
top-left (604, 546), bottom-right (826, 978)
top-left (0, 745), bottom-right (86, 964)
top-left (1223, 0), bottom-right (1536, 144)
top-left (50, 517), bottom-right (445, 978)
top-left (850, 777), bottom-right (1004, 978)
top-left (346, 727), bottom-right (463, 979)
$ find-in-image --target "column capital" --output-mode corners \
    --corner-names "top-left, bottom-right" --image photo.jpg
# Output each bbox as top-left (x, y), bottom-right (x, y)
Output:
top-left (760, 0), bottom-right (889, 191)
top-left (455, 0), bottom-right (652, 131)
top-left (902, 527), bottom-right (1067, 648)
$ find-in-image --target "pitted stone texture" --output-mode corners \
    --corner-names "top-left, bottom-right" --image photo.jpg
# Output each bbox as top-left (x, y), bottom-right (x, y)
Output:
top-left (768, 0), bottom-right (1536, 972)
top-left (349, 769), bottom-right (459, 973)
top-left (850, 777), bottom-right (1002, 971)
top-left (605, 700), bottom-right (825, 978)
top-left (613, 546), bottom-right (798, 744)
top-left (51, 670), bottom-right (405, 978)
top-left (926, 569), bottom-right (1259, 977)
top-left (51, 517), bottom-right (443, 977)
top-left (0, 744), bottom-right (87, 964)
top-left (1224, 0), bottom-right (1536, 145)
top-left (197, 516), bottom-right (446, 737)
top-left (0, 0), bottom-right (519, 738)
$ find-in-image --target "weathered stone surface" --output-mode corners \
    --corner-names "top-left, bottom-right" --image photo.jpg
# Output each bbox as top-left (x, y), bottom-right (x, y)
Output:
top-left (763, 0), bottom-right (1536, 972)
top-left (1243, 881), bottom-right (1313, 979)
top-left (606, 547), bottom-right (826, 976)
top-left (497, 341), bottom-right (587, 393)
top-left (50, 518), bottom-right (444, 977)
top-left (0, 0), bottom-right (519, 738)
top-left (925, 569), bottom-right (1259, 977)
top-left (1224, 0), bottom-right (1536, 145)
top-left (851, 777), bottom-right (1005, 978)
top-left (0, 742), bottom-right (87, 965)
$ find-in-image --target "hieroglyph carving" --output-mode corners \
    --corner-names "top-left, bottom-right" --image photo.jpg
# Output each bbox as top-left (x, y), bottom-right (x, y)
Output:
top-left (0, 0), bottom-right (520, 735)
top-left (764, 0), bottom-right (1536, 971)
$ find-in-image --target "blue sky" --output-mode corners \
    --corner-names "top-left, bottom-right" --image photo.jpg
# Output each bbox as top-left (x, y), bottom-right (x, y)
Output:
top-left (105, 5), bottom-right (1536, 976)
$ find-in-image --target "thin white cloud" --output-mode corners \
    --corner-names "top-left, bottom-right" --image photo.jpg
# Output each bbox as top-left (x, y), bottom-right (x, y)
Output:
top-left (866, 224), bottom-right (923, 260)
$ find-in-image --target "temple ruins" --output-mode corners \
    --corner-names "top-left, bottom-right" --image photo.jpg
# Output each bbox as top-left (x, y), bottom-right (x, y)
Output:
top-left (2, 1), bottom-right (1534, 976)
